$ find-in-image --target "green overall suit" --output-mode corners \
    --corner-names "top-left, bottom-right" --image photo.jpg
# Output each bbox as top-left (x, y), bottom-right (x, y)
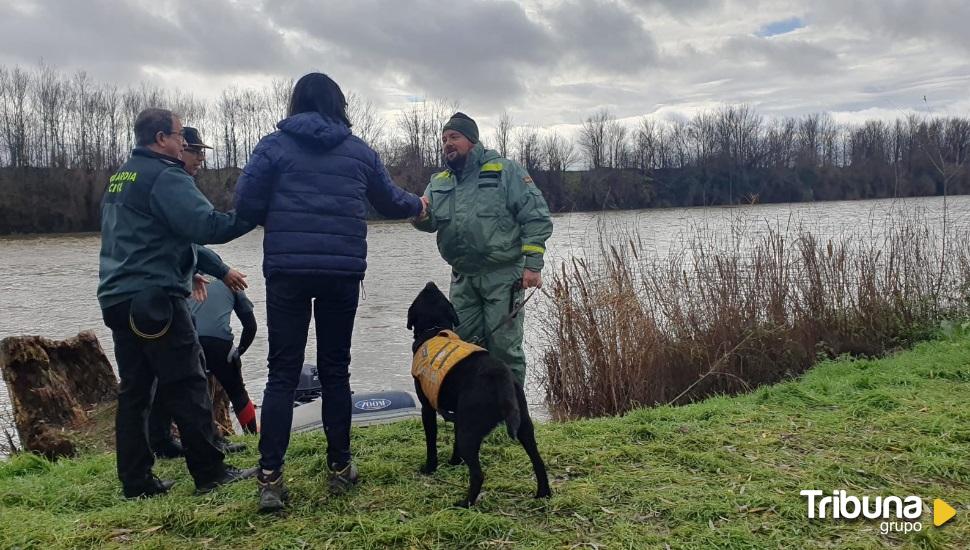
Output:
top-left (413, 143), bottom-right (553, 384)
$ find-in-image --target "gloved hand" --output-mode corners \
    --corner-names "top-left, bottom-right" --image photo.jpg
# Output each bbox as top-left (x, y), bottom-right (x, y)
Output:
top-left (227, 346), bottom-right (241, 366)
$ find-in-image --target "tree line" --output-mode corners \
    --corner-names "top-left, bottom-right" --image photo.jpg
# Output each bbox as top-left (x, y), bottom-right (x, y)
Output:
top-left (0, 62), bottom-right (968, 232)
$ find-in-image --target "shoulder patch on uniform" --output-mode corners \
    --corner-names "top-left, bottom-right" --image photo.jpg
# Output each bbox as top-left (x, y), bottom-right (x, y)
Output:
top-left (433, 170), bottom-right (452, 180)
top-left (523, 175), bottom-right (534, 185)
top-left (480, 162), bottom-right (503, 172)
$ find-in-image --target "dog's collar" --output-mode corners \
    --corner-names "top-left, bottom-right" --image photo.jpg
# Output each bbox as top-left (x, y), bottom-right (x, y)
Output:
top-left (414, 326), bottom-right (452, 341)
top-left (412, 325), bottom-right (453, 353)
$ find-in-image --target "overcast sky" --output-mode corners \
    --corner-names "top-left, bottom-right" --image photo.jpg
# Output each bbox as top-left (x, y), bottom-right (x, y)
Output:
top-left (1, 0), bottom-right (967, 135)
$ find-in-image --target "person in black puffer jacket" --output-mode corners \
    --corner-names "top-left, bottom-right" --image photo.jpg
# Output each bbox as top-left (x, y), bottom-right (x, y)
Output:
top-left (234, 72), bottom-right (425, 512)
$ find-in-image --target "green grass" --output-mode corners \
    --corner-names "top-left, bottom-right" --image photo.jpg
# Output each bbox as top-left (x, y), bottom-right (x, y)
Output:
top-left (2, 336), bottom-right (970, 549)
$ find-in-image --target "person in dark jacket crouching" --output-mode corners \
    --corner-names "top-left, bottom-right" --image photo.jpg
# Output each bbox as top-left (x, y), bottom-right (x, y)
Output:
top-left (234, 73), bottom-right (425, 512)
top-left (148, 249), bottom-right (258, 458)
top-left (98, 108), bottom-right (257, 499)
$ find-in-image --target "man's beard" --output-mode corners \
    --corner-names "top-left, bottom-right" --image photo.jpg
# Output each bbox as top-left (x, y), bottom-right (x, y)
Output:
top-left (446, 152), bottom-right (466, 172)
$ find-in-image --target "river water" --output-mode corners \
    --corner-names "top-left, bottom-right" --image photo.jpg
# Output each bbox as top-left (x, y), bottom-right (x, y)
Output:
top-left (3, 196), bottom-right (969, 430)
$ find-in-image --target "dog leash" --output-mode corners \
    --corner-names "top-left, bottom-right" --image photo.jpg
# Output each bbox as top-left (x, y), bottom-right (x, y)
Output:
top-left (473, 281), bottom-right (539, 345)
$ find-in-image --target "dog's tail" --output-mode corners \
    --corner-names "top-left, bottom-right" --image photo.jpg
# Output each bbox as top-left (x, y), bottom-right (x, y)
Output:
top-left (498, 370), bottom-right (521, 440)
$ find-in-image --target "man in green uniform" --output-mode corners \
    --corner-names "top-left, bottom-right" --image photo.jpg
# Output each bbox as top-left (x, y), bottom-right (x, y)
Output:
top-left (413, 112), bottom-right (553, 385)
top-left (98, 108), bottom-right (256, 498)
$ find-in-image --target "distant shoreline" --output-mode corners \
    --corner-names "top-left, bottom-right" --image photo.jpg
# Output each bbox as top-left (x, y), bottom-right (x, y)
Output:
top-left (2, 191), bottom-right (966, 238)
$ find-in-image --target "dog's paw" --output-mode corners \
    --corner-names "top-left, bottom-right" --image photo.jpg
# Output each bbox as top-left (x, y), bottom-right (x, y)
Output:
top-left (447, 455), bottom-right (464, 466)
top-left (453, 499), bottom-right (473, 508)
top-left (419, 464), bottom-right (437, 475)
top-left (535, 488), bottom-right (552, 499)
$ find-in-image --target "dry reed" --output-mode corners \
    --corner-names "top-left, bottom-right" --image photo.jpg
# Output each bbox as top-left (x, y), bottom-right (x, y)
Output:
top-left (538, 208), bottom-right (970, 420)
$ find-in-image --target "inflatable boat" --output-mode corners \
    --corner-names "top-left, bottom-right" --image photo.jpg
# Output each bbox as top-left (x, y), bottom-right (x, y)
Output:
top-left (290, 364), bottom-right (421, 433)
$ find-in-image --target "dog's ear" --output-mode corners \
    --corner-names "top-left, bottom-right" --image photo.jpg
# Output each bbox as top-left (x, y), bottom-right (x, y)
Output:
top-left (406, 303), bottom-right (415, 330)
top-left (449, 302), bottom-right (460, 327)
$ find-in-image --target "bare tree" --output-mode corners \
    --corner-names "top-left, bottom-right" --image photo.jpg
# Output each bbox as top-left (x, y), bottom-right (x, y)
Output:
top-left (492, 110), bottom-right (513, 159)
top-left (714, 105), bottom-right (763, 168)
top-left (542, 132), bottom-right (577, 172)
top-left (397, 99), bottom-right (455, 168)
top-left (688, 111), bottom-right (717, 166)
top-left (653, 124), bottom-right (672, 169)
top-left (120, 87), bottom-right (142, 156)
top-left (796, 113), bottom-right (823, 167)
top-left (763, 117), bottom-right (796, 169)
top-left (71, 70), bottom-right (92, 169)
top-left (515, 125), bottom-right (543, 174)
top-left (99, 84), bottom-right (122, 168)
top-left (237, 88), bottom-right (265, 164)
top-left (427, 99), bottom-right (457, 167)
top-left (34, 64), bottom-right (68, 167)
top-left (0, 66), bottom-right (32, 167)
top-left (217, 88), bottom-right (241, 168)
top-left (270, 77), bottom-right (292, 121)
top-left (578, 109), bottom-right (610, 169)
top-left (669, 119), bottom-right (692, 169)
top-left (604, 117), bottom-right (628, 168)
top-left (397, 102), bottom-right (424, 167)
top-left (347, 91), bottom-right (384, 147)
top-left (630, 117), bottom-right (656, 172)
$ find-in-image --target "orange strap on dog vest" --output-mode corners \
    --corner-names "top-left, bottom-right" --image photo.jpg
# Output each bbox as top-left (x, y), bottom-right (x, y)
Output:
top-left (411, 330), bottom-right (486, 410)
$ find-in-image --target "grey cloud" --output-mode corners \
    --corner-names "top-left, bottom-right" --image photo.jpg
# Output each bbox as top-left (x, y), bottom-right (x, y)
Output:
top-left (809, 1), bottom-right (970, 52)
top-left (0, 0), bottom-right (967, 129)
top-left (266, 0), bottom-right (659, 110)
top-left (721, 35), bottom-right (838, 76)
top-left (265, 0), bottom-right (556, 109)
top-left (651, 31), bottom-right (966, 119)
top-left (0, 0), bottom-right (295, 82)
top-left (171, 1), bottom-right (294, 74)
top-left (545, 82), bottom-right (662, 120)
top-left (0, 0), bottom-right (174, 80)
top-left (623, 0), bottom-right (725, 17)
top-left (546, 0), bottom-right (658, 73)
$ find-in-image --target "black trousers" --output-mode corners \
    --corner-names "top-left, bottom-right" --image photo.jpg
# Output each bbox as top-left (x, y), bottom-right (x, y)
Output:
top-left (103, 298), bottom-right (226, 488)
top-left (201, 337), bottom-right (252, 412)
top-left (149, 336), bottom-right (253, 445)
top-left (258, 274), bottom-right (359, 471)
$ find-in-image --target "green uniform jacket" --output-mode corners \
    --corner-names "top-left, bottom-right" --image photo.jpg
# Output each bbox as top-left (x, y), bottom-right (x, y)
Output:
top-left (413, 143), bottom-right (552, 275)
top-left (195, 245), bottom-right (230, 280)
top-left (98, 148), bottom-right (253, 309)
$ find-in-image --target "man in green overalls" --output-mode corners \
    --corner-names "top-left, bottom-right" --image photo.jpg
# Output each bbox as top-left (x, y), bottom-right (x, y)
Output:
top-left (413, 112), bottom-right (553, 385)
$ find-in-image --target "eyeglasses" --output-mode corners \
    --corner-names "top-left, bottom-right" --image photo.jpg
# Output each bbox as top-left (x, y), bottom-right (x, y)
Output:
top-left (159, 129), bottom-right (185, 138)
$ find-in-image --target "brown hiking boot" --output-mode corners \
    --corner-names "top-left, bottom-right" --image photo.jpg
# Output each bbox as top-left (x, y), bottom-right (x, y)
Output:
top-left (257, 469), bottom-right (289, 512)
top-left (328, 462), bottom-right (359, 495)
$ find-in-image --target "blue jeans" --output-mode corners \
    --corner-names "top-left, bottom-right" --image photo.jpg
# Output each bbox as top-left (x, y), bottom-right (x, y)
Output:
top-left (258, 274), bottom-right (360, 471)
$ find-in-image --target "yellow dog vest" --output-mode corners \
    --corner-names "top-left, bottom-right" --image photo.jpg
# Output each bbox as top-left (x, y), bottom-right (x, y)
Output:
top-left (411, 330), bottom-right (486, 410)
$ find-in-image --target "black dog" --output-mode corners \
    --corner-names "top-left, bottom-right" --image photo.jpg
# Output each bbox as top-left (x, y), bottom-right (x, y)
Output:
top-left (407, 282), bottom-right (551, 507)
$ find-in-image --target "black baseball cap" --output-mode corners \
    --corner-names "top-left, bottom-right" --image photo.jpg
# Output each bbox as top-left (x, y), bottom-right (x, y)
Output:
top-left (183, 127), bottom-right (212, 150)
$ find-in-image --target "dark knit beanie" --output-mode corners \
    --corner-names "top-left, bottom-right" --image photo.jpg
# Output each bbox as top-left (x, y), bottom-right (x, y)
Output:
top-left (442, 112), bottom-right (479, 143)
